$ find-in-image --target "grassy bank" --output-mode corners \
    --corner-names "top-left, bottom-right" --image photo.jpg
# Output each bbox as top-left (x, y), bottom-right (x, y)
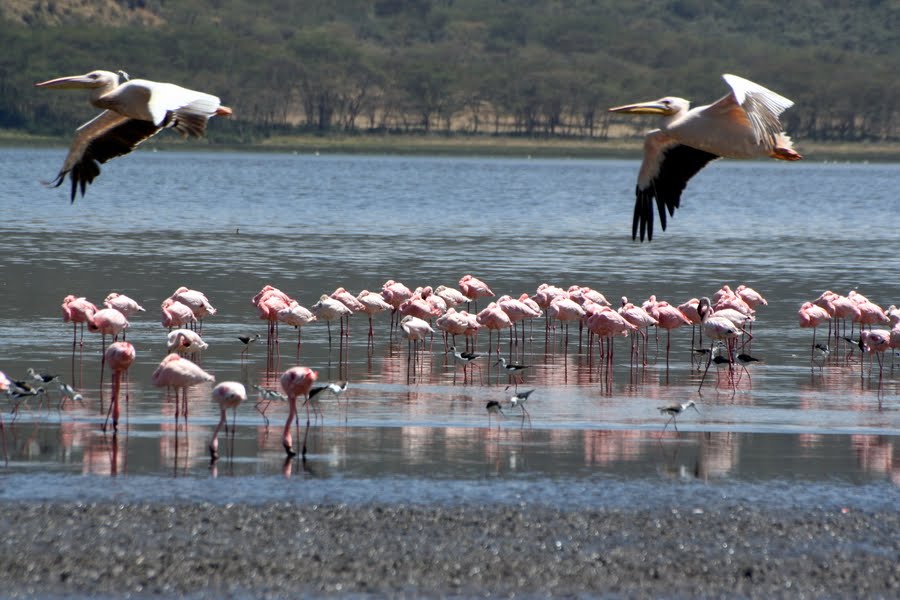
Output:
top-left (3, 129), bottom-right (898, 161)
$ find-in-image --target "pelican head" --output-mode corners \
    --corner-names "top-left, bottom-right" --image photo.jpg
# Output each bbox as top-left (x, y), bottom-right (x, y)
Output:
top-left (34, 70), bottom-right (120, 90)
top-left (608, 96), bottom-right (689, 117)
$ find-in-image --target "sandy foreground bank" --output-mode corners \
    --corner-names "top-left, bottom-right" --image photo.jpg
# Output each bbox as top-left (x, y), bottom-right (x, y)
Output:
top-left (0, 501), bottom-right (896, 598)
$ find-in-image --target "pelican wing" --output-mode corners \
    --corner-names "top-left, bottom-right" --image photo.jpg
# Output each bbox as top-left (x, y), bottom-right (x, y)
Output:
top-left (147, 82), bottom-right (223, 137)
top-left (50, 110), bottom-right (161, 202)
top-left (708, 74), bottom-right (794, 146)
top-left (633, 131), bottom-right (718, 241)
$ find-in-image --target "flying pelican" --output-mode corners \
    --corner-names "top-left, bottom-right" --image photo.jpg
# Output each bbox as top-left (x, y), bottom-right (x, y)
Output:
top-left (609, 74), bottom-right (801, 242)
top-left (34, 69), bottom-right (233, 201)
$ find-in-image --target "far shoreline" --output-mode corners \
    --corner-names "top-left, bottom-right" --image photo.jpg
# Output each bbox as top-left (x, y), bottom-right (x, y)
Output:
top-left (2, 130), bottom-right (898, 162)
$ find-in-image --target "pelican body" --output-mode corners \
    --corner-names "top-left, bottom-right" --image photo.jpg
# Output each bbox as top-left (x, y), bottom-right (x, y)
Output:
top-left (610, 74), bottom-right (801, 241)
top-left (35, 69), bottom-right (232, 201)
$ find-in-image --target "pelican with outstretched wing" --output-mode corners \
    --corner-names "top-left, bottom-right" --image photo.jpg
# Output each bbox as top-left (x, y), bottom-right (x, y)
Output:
top-left (609, 74), bottom-right (801, 242)
top-left (35, 70), bottom-right (232, 201)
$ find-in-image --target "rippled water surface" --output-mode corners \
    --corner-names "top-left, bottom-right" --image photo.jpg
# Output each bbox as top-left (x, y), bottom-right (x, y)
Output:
top-left (0, 148), bottom-right (897, 507)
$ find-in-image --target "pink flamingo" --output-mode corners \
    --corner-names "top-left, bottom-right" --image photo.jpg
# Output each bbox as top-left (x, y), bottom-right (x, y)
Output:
top-left (735, 285), bottom-right (768, 309)
top-left (498, 294), bottom-right (541, 346)
top-left (619, 297), bottom-right (658, 365)
top-left (459, 274), bottom-right (494, 311)
top-left (398, 293), bottom-right (439, 321)
top-left (312, 294), bottom-right (353, 351)
top-left (476, 302), bottom-right (512, 354)
top-left (280, 366), bottom-right (319, 456)
top-left (331, 287), bottom-right (366, 338)
top-left (858, 330), bottom-right (892, 378)
top-left (103, 292), bottom-right (145, 317)
top-left (400, 315), bottom-right (434, 366)
top-left (434, 285), bottom-right (468, 309)
top-left (61, 294), bottom-right (98, 347)
top-left (166, 328), bottom-right (208, 355)
top-left (568, 285), bottom-right (611, 308)
top-left (381, 279), bottom-right (413, 330)
top-left (653, 301), bottom-right (693, 368)
top-left (356, 290), bottom-right (392, 341)
top-left (547, 296), bottom-right (585, 348)
top-left (103, 341), bottom-right (135, 432)
top-left (698, 297), bottom-right (750, 390)
top-left (277, 301), bottom-right (317, 358)
top-left (89, 308), bottom-right (129, 374)
top-left (209, 381), bottom-right (247, 460)
top-left (585, 306), bottom-right (637, 364)
top-left (168, 286), bottom-right (216, 331)
top-left (418, 286), bottom-right (448, 316)
top-left (255, 291), bottom-right (291, 353)
top-left (151, 353), bottom-right (215, 421)
top-left (799, 301), bottom-right (832, 361)
top-left (161, 298), bottom-right (197, 330)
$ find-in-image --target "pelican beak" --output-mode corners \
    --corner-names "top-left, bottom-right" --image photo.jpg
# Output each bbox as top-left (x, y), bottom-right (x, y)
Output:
top-left (608, 101), bottom-right (673, 115)
top-left (34, 74), bottom-right (97, 89)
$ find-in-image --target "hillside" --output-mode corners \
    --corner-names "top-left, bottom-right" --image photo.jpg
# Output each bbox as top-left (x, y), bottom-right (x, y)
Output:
top-left (3, 0), bottom-right (898, 144)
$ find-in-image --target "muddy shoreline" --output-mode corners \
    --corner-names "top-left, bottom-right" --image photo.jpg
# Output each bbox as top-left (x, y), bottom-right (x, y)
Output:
top-left (1, 500), bottom-right (896, 598)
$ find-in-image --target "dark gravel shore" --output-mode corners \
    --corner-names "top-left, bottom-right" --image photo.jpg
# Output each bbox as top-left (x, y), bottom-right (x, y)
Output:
top-left (0, 501), bottom-right (897, 598)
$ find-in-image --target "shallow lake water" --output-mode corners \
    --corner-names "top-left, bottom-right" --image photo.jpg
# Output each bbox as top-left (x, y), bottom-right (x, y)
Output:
top-left (0, 148), bottom-right (897, 509)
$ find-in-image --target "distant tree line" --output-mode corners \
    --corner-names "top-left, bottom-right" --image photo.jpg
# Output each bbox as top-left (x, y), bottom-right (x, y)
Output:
top-left (3, 0), bottom-right (898, 143)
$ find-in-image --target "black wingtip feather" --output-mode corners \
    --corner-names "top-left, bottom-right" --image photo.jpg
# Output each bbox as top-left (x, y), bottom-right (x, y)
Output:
top-left (629, 145), bottom-right (719, 242)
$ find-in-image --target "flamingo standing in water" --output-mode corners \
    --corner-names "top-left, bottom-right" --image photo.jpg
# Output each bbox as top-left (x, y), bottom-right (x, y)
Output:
top-left (166, 328), bottom-right (208, 356)
top-left (356, 290), bottom-right (392, 342)
top-left (652, 301), bottom-right (693, 368)
top-left (799, 301), bottom-right (832, 362)
top-left (459, 274), bottom-right (494, 311)
top-left (400, 315), bottom-right (434, 366)
top-left (168, 286), bottom-right (216, 332)
top-left (547, 295), bottom-right (585, 348)
top-left (103, 341), bottom-right (135, 432)
top-left (161, 298), bottom-right (196, 330)
top-left (381, 279), bottom-right (413, 331)
top-left (476, 302), bottom-right (512, 355)
top-left (280, 366), bottom-right (319, 457)
top-left (277, 301), bottom-right (317, 358)
top-left (62, 295), bottom-right (98, 347)
top-left (434, 285), bottom-right (468, 309)
top-left (151, 353), bottom-right (215, 422)
top-left (209, 381), bottom-right (247, 460)
top-left (103, 292), bottom-right (145, 317)
top-left (312, 294), bottom-right (353, 352)
top-left (698, 297), bottom-right (749, 390)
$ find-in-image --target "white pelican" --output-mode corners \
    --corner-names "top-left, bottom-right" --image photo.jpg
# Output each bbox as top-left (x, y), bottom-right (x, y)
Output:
top-left (609, 74), bottom-right (801, 242)
top-left (35, 69), bottom-right (232, 201)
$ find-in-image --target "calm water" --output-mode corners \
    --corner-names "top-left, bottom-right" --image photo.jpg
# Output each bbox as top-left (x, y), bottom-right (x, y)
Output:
top-left (0, 147), bottom-right (897, 507)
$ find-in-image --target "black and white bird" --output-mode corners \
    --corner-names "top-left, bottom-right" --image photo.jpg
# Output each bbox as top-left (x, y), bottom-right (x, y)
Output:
top-left (238, 333), bottom-right (260, 355)
top-left (509, 389), bottom-right (535, 428)
top-left (251, 384), bottom-right (287, 426)
top-left (486, 400), bottom-right (504, 429)
top-left (26, 368), bottom-right (58, 385)
top-left (495, 356), bottom-right (531, 389)
top-left (658, 400), bottom-right (699, 433)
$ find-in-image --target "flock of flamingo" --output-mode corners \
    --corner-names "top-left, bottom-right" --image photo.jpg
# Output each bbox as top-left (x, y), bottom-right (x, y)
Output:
top-left (1, 275), bottom-right (898, 463)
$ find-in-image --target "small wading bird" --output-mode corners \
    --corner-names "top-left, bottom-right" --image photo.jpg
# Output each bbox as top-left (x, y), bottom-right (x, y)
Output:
top-left (509, 389), bottom-right (535, 428)
top-left (35, 69), bottom-right (232, 201)
top-left (609, 74), bottom-right (801, 241)
top-left (486, 400), bottom-right (504, 429)
top-left (659, 400), bottom-right (699, 433)
top-left (495, 356), bottom-right (531, 389)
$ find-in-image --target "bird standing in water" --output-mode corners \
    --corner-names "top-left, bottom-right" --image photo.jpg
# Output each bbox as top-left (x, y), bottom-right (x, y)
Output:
top-left (659, 400), bottom-right (699, 433)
